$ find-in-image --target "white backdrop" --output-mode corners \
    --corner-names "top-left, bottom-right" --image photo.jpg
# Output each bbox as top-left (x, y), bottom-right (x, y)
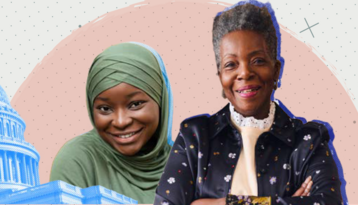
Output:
top-left (1, 0), bottom-right (357, 110)
top-left (0, 1), bottom-right (356, 203)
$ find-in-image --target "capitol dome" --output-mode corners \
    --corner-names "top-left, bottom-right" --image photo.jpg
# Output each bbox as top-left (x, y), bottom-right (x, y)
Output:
top-left (0, 85), bottom-right (40, 191)
top-left (0, 86), bottom-right (11, 106)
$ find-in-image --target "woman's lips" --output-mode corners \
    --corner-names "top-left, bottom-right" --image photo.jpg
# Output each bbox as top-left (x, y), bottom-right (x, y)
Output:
top-left (107, 128), bottom-right (143, 143)
top-left (236, 86), bottom-right (261, 98)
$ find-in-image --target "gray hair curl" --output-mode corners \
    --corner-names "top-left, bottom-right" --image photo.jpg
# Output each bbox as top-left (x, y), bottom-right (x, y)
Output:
top-left (212, 3), bottom-right (277, 73)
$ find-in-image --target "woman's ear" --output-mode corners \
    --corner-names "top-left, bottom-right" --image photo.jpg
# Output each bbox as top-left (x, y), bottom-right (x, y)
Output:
top-left (217, 71), bottom-right (227, 99)
top-left (274, 59), bottom-right (281, 82)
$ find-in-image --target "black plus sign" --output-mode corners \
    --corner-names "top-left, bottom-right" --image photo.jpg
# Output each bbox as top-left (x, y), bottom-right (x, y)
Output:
top-left (300, 18), bottom-right (319, 38)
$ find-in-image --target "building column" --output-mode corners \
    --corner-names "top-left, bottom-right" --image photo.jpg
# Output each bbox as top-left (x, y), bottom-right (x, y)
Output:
top-left (22, 154), bottom-right (27, 184)
top-left (0, 152), bottom-right (4, 182)
top-left (29, 157), bottom-right (34, 185)
top-left (36, 161), bottom-right (40, 185)
top-left (26, 156), bottom-right (30, 185)
top-left (4, 151), bottom-right (9, 182)
top-left (32, 160), bottom-right (39, 185)
top-left (0, 119), bottom-right (3, 137)
top-left (6, 121), bottom-right (10, 137)
top-left (15, 153), bottom-right (21, 183)
top-left (8, 156), bottom-right (13, 182)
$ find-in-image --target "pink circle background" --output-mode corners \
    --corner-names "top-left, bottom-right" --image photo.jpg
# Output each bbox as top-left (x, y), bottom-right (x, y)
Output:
top-left (11, 0), bottom-right (356, 202)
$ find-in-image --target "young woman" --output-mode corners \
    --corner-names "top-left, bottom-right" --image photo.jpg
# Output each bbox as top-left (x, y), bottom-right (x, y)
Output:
top-left (50, 42), bottom-right (174, 204)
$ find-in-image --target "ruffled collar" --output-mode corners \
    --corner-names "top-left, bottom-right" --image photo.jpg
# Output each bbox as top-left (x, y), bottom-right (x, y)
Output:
top-left (229, 101), bottom-right (275, 130)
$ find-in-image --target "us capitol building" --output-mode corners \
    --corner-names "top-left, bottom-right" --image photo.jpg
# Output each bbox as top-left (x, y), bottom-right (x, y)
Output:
top-left (0, 85), bottom-right (137, 204)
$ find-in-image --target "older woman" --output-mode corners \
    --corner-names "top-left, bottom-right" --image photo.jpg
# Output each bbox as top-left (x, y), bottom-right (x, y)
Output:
top-left (50, 42), bottom-right (174, 204)
top-left (154, 1), bottom-right (343, 205)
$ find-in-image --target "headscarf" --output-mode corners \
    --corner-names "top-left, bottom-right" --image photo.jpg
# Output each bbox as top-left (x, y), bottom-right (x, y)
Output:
top-left (86, 42), bottom-right (173, 200)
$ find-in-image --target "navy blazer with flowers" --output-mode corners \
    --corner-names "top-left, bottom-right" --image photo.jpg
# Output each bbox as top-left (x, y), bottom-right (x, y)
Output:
top-left (155, 103), bottom-right (342, 205)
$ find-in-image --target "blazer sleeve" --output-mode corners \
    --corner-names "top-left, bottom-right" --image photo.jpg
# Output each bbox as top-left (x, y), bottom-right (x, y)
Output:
top-left (154, 131), bottom-right (197, 205)
top-left (276, 123), bottom-right (343, 205)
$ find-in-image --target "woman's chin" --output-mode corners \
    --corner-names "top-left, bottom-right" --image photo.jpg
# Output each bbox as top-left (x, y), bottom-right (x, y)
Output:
top-left (114, 145), bottom-right (140, 156)
top-left (229, 101), bottom-right (265, 118)
top-left (229, 94), bottom-right (271, 119)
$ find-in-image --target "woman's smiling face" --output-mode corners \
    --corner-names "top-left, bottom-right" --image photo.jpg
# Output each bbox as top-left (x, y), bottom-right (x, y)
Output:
top-left (93, 83), bottom-right (160, 156)
top-left (219, 30), bottom-right (280, 119)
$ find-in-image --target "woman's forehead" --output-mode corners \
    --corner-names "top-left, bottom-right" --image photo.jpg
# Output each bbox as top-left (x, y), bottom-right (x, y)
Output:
top-left (220, 31), bottom-right (269, 55)
top-left (94, 83), bottom-right (148, 101)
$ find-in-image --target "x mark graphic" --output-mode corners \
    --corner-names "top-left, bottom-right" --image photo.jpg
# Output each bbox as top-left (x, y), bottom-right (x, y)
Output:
top-left (300, 18), bottom-right (319, 38)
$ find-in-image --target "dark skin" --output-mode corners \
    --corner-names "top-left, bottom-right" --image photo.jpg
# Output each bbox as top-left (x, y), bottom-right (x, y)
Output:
top-left (191, 30), bottom-right (312, 205)
top-left (93, 83), bottom-right (160, 156)
top-left (219, 30), bottom-right (280, 120)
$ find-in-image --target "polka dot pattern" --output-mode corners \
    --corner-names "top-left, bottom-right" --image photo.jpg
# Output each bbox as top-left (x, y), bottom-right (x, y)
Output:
top-left (2, 0), bottom-right (356, 202)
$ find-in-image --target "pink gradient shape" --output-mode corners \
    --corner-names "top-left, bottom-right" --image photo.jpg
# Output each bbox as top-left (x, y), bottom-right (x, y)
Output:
top-left (10, 0), bottom-right (356, 202)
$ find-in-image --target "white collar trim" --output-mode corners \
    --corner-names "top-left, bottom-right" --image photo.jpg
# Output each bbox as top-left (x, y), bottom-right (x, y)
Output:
top-left (229, 101), bottom-right (275, 130)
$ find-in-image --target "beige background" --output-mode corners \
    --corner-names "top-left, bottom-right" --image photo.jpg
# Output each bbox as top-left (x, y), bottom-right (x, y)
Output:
top-left (10, 0), bottom-right (356, 203)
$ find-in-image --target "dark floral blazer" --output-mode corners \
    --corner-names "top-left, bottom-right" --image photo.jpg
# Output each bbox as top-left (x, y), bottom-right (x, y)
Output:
top-left (155, 103), bottom-right (343, 205)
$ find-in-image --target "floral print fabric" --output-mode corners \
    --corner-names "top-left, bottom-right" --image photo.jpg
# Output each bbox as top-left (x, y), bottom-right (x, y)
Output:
top-left (154, 103), bottom-right (343, 205)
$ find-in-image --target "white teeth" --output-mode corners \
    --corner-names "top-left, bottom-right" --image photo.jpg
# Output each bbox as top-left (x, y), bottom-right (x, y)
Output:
top-left (117, 132), bottom-right (136, 139)
top-left (239, 89), bottom-right (256, 93)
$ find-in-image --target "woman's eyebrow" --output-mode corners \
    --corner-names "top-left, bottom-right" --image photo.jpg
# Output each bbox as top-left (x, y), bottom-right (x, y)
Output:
top-left (95, 97), bottom-right (109, 101)
top-left (224, 53), bottom-right (237, 58)
top-left (248, 50), bottom-right (266, 56)
top-left (127, 91), bottom-right (143, 98)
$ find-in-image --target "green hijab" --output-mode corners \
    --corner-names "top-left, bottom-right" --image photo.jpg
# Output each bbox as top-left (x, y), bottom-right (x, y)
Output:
top-left (86, 43), bottom-right (172, 185)
top-left (87, 42), bottom-right (171, 153)
top-left (51, 42), bottom-right (173, 204)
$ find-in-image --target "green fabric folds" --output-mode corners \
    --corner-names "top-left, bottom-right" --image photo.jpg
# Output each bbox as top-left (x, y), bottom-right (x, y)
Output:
top-left (50, 43), bottom-right (171, 204)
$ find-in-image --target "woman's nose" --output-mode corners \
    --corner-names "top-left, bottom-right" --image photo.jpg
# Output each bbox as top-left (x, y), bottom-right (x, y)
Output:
top-left (112, 110), bottom-right (132, 129)
top-left (237, 63), bottom-right (254, 80)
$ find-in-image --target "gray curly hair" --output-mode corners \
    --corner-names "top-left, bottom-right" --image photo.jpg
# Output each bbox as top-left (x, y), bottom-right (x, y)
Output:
top-left (212, 3), bottom-right (277, 73)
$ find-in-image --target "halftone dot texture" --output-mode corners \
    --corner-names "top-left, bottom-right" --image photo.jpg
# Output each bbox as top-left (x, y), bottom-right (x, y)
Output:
top-left (9, 0), bottom-right (356, 202)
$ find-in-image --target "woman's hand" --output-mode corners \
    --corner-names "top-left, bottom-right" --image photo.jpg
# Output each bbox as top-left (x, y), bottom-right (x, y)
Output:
top-left (292, 176), bottom-right (313, 196)
top-left (190, 198), bottom-right (226, 205)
